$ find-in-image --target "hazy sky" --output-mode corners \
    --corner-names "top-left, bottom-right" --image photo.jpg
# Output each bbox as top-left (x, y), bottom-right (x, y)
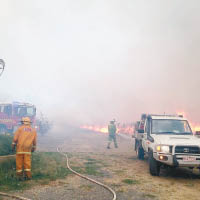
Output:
top-left (0, 0), bottom-right (200, 125)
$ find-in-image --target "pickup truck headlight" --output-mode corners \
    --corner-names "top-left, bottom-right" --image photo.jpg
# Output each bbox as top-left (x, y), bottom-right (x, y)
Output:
top-left (155, 145), bottom-right (170, 153)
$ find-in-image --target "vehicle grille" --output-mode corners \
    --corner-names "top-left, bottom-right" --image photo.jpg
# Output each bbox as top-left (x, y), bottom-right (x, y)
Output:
top-left (175, 146), bottom-right (200, 154)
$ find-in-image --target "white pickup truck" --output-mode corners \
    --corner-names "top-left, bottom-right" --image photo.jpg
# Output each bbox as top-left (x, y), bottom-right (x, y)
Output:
top-left (134, 114), bottom-right (200, 176)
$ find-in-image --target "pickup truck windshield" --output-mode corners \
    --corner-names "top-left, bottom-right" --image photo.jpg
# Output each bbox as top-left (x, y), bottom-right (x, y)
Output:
top-left (152, 119), bottom-right (192, 135)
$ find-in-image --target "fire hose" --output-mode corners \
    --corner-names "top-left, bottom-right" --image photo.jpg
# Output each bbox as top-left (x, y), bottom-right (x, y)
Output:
top-left (57, 147), bottom-right (117, 200)
top-left (0, 150), bottom-right (117, 200)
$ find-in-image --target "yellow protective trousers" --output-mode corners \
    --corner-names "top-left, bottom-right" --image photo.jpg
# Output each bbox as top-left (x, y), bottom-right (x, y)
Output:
top-left (16, 154), bottom-right (32, 178)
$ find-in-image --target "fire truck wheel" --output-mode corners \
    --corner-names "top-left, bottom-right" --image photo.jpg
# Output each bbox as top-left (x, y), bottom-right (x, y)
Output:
top-left (149, 151), bottom-right (160, 176)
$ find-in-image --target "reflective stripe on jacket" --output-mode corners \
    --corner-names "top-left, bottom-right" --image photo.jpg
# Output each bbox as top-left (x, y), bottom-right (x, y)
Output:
top-left (13, 125), bottom-right (37, 153)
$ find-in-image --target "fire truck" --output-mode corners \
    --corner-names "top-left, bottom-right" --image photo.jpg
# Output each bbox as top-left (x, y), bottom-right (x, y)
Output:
top-left (0, 102), bottom-right (36, 134)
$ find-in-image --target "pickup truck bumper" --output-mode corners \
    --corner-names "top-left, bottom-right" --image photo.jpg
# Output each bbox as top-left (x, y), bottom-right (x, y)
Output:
top-left (153, 152), bottom-right (200, 167)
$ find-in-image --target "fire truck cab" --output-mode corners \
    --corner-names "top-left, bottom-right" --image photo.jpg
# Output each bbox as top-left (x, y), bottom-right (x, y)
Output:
top-left (0, 102), bottom-right (36, 134)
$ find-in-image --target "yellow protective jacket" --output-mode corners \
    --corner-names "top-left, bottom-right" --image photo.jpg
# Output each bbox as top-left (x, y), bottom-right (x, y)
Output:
top-left (12, 125), bottom-right (37, 154)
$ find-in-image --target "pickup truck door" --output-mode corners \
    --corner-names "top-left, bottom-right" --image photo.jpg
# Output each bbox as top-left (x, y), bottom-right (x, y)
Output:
top-left (142, 118), bottom-right (151, 152)
top-left (142, 119), bottom-right (148, 152)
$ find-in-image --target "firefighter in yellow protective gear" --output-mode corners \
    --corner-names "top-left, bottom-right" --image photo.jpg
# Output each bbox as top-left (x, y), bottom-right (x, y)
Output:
top-left (12, 117), bottom-right (37, 180)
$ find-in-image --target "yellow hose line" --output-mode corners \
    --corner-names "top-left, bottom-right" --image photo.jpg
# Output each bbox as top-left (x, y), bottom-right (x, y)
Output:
top-left (57, 147), bottom-right (117, 200)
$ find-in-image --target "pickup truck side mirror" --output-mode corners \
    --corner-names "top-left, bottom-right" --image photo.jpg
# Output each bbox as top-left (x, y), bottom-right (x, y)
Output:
top-left (138, 129), bottom-right (144, 133)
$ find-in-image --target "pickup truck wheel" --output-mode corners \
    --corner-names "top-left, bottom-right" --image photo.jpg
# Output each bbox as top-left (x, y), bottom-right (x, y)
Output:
top-left (149, 151), bottom-right (160, 176)
top-left (136, 145), bottom-right (144, 160)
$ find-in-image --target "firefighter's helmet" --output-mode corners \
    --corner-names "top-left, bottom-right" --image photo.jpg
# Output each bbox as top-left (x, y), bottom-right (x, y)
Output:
top-left (21, 117), bottom-right (31, 125)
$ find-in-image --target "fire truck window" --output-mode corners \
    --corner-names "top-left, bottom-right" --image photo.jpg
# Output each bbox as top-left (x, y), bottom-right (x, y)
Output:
top-left (16, 107), bottom-right (34, 117)
top-left (14, 107), bottom-right (18, 115)
top-left (27, 107), bottom-right (34, 116)
top-left (19, 108), bottom-right (27, 116)
top-left (3, 106), bottom-right (12, 116)
top-left (13, 107), bottom-right (21, 116)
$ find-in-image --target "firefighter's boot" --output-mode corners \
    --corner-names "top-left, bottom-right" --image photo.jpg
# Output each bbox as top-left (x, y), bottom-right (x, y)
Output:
top-left (24, 171), bottom-right (32, 180)
top-left (16, 172), bottom-right (24, 181)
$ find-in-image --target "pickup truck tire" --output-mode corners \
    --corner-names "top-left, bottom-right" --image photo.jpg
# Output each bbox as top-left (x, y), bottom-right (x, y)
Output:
top-left (149, 151), bottom-right (160, 176)
top-left (136, 145), bottom-right (144, 160)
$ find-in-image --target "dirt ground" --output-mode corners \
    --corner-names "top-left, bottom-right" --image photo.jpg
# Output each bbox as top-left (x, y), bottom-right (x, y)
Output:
top-left (10, 128), bottom-right (200, 200)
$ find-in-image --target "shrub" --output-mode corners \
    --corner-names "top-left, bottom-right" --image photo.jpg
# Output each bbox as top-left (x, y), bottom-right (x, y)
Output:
top-left (0, 135), bottom-right (13, 156)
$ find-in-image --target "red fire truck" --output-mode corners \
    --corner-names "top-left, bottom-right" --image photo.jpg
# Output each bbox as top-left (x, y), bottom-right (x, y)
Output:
top-left (0, 102), bottom-right (36, 134)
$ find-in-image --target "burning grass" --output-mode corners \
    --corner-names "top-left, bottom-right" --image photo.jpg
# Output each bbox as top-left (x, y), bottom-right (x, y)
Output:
top-left (81, 124), bottom-right (134, 135)
top-left (81, 125), bottom-right (108, 133)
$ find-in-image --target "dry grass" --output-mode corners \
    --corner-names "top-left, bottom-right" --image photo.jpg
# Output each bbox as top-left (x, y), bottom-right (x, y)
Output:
top-left (0, 152), bottom-right (71, 191)
top-left (122, 178), bottom-right (140, 185)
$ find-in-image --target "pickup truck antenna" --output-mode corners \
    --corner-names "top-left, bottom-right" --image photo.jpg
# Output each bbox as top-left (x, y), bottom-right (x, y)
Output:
top-left (0, 59), bottom-right (5, 77)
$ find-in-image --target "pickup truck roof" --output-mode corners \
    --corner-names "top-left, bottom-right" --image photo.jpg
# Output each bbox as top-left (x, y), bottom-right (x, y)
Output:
top-left (149, 115), bottom-right (186, 121)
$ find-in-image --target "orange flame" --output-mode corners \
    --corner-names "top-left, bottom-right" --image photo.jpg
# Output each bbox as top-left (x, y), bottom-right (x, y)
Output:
top-left (81, 125), bottom-right (108, 133)
top-left (176, 111), bottom-right (200, 133)
top-left (117, 126), bottom-right (134, 135)
top-left (81, 124), bottom-right (134, 135)
top-left (190, 122), bottom-right (200, 132)
top-left (194, 126), bottom-right (200, 132)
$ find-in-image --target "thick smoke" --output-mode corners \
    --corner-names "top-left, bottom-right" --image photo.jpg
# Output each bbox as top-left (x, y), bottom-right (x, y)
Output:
top-left (0, 0), bottom-right (200, 127)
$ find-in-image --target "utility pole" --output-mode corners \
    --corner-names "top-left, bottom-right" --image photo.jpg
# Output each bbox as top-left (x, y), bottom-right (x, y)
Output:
top-left (0, 59), bottom-right (5, 77)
